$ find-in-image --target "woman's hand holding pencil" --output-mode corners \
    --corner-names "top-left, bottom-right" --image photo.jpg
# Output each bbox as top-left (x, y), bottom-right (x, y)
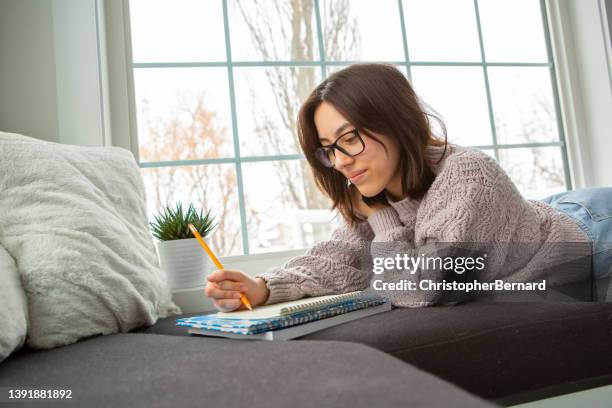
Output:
top-left (187, 223), bottom-right (269, 312)
top-left (205, 269), bottom-right (270, 312)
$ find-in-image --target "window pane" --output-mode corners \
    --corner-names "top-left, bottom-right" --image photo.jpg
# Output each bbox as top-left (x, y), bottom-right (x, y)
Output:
top-left (322, 0), bottom-right (404, 61)
top-left (487, 67), bottom-right (559, 145)
top-left (142, 164), bottom-right (243, 256)
top-left (134, 68), bottom-right (234, 161)
top-left (403, 0), bottom-right (481, 62)
top-left (228, 0), bottom-right (319, 61)
top-left (411, 67), bottom-right (493, 146)
top-left (242, 160), bottom-right (338, 253)
top-left (478, 0), bottom-right (548, 62)
top-left (498, 147), bottom-right (566, 200)
top-left (129, 0), bottom-right (226, 63)
top-left (234, 66), bottom-right (321, 156)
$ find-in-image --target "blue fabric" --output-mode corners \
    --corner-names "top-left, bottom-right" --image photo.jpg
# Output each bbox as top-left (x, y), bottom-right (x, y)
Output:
top-left (541, 187), bottom-right (612, 280)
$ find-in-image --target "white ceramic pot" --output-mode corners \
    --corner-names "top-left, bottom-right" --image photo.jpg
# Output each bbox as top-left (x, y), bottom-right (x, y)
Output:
top-left (156, 238), bottom-right (211, 289)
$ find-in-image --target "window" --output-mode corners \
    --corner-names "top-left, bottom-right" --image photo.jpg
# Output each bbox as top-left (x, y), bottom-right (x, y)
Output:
top-left (127, 0), bottom-right (571, 256)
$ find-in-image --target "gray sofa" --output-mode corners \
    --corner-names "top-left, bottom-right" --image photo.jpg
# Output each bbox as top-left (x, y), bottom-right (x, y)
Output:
top-left (2, 299), bottom-right (611, 407)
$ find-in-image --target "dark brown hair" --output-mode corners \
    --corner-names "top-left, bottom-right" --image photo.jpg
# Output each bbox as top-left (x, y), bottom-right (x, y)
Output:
top-left (298, 63), bottom-right (448, 226)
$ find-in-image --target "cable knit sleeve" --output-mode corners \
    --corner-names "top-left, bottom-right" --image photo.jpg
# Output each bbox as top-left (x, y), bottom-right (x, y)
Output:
top-left (255, 220), bottom-right (375, 305)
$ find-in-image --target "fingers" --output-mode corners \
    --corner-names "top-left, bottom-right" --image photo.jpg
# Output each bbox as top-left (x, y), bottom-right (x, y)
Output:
top-left (207, 269), bottom-right (246, 283)
top-left (216, 280), bottom-right (247, 292)
top-left (205, 270), bottom-right (252, 306)
top-left (213, 299), bottom-right (242, 312)
top-left (204, 282), bottom-right (243, 300)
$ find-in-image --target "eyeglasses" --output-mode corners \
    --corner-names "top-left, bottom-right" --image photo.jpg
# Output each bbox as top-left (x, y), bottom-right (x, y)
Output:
top-left (314, 128), bottom-right (365, 168)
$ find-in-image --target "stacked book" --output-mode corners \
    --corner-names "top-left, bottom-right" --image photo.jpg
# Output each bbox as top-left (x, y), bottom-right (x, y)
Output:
top-left (176, 291), bottom-right (391, 340)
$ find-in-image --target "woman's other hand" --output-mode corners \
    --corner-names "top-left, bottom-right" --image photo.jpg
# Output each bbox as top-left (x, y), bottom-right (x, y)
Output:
top-left (205, 269), bottom-right (270, 312)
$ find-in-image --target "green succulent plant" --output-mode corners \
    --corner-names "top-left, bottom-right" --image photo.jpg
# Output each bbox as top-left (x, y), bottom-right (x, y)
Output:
top-left (150, 202), bottom-right (216, 241)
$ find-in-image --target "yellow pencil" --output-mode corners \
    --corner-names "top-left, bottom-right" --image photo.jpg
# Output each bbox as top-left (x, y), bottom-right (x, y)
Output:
top-left (187, 223), bottom-right (253, 311)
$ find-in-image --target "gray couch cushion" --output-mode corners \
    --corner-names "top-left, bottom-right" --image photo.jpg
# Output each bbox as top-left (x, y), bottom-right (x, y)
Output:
top-left (0, 333), bottom-right (495, 408)
top-left (302, 302), bottom-right (612, 399)
top-left (141, 302), bottom-right (612, 399)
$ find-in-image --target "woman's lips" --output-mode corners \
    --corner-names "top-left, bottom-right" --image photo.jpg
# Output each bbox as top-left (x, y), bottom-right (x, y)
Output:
top-left (349, 170), bottom-right (367, 183)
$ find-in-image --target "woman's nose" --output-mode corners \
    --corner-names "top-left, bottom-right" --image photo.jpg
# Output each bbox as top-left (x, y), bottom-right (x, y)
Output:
top-left (333, 150), bottom-right (354, 169)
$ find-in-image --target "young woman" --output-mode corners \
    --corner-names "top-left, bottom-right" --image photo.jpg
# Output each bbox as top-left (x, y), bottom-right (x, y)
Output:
top-left (205, 63), bottom-right (611, 311)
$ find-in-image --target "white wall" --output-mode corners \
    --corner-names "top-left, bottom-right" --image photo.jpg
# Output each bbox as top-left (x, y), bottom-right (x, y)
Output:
top-left (52, 0), bottom-right (110, 147)
top-left (0, 0), bottom-right (109, 146)
top-left (0, 0), bottom-right (59, 142)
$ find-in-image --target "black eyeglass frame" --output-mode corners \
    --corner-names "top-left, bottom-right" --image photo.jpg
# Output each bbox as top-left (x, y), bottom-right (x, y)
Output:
top-left (314, 128), bottom-right (366, 168)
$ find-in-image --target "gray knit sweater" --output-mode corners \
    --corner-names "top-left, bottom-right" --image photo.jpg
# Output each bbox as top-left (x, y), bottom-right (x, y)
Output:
top-left (256, 144), bottom-right (590, 307)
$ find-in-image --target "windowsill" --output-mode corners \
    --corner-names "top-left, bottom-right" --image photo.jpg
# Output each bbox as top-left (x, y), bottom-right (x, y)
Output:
top-left (218, 247), bottom-right (307, 267)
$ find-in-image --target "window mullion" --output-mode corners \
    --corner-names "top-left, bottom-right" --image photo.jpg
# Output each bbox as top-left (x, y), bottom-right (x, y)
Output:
top-left (314, 0), bottom-right (327, 78)
top-left (222, 0), bottom-right (250, 255)
top-left (473, 0), bottom-right (500, 162)
top-left (397, 0), bottom-right (412, 81)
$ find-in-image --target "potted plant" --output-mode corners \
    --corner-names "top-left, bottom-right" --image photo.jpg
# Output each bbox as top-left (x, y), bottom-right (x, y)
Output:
top-left (150, 203), bottom-right (216, 290)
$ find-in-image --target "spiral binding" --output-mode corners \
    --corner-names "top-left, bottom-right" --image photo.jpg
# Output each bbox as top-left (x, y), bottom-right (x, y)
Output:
top-left (280, 291), bottom-right (362, 316)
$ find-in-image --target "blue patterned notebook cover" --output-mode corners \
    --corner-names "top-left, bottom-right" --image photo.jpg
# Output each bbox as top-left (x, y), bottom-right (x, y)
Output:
top-left (176, 296), bottom-right (386, 335)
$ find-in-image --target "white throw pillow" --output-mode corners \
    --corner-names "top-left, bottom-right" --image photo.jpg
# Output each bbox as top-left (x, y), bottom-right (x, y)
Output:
top-left (0, 244), bottom-right (28, 361)
top-left (0, 132), bottom-right (180, 349)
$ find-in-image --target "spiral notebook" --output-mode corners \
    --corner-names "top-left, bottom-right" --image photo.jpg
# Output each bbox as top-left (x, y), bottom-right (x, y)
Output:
top-left (176, 291), bottom-right (391, 340)
top-left (215, 290), bottom-right (371, 319)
